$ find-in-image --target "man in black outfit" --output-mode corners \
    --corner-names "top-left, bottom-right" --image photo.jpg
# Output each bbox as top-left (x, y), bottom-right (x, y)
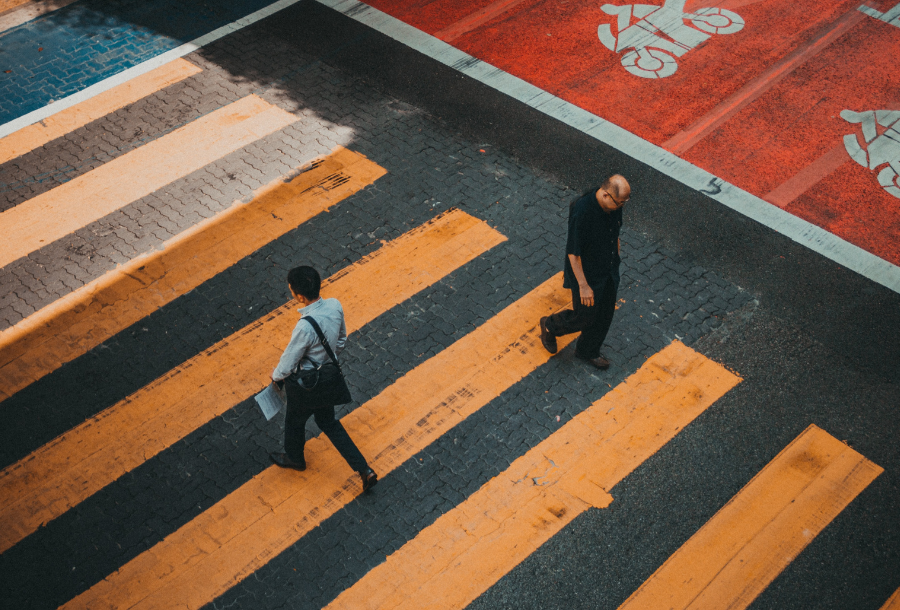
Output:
top-left (540, 175), bottom-right (631, 369)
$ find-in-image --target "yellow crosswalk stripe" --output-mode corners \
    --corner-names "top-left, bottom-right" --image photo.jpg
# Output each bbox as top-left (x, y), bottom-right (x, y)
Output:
top-left (0, 146), bottom-right (385, 400)
top-left (325, 341), bottom-right (741, 610)
top-left (61, 273), bottom-right (576, 610)
top-left (0, 94), bottom-right (296, 268)
top-left (618, 425), bottom-right (882, 610)
top-left (0, 209), bottom-right (505, 554)
top-left (0, 58), bottom-right (202, 165)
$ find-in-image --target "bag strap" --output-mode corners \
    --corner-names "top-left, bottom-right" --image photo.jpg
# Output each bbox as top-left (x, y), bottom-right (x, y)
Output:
top-left (304, 316), bottom-right (341, 370)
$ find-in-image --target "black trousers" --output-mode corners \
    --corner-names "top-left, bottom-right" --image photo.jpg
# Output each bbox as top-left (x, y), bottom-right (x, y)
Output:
top-left (545, 280), bottom-right (617, 359)
top-left (284, 381), bottom-right (369, 473)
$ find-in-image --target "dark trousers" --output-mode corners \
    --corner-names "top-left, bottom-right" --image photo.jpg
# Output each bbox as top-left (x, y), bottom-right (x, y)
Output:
top-left (545, 280), bottom-right (617, 359)
top-left (284, 381), bottom-right (369, 473)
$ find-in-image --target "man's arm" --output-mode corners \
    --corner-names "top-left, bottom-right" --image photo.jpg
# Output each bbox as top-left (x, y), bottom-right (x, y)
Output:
top-left (272, 321), bottom-right (312, 382)
top-left (568, 254), bottom-right (594, 307)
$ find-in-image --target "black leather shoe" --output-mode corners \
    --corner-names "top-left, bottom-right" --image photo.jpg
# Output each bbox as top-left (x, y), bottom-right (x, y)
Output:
top-left (575, 353), bottom-right (610, 370)
top-left (539, 317), bottom-right (558, 354)
top-left (360, 468), bottom-right (378, 492)
top-left (270, 452), bottom-right (306, 471)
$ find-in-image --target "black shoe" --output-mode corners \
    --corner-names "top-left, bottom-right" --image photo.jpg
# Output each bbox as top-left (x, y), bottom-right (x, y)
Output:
top-left (539, 317), bottom-right (558, 354)
top-left (270, 452), bottom-right (306, 471)
top-left (575, 353), bottom-right (610, 370)
top-left (360, 468), bottom-right (378, 492)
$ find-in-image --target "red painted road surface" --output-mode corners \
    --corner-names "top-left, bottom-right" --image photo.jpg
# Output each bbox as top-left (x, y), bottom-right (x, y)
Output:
top-left (366, 0), bottom-right (900, 266)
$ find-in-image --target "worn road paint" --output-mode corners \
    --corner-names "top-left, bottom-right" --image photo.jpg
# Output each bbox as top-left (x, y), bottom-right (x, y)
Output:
top-left (0, 147), bottom-right (384, 400)
top-left (0, 209), bottom-right (505, 554)
top-left (763, 142), bottom-right (848, 208)
top-left (326, 341), bottom-right (741, 610)
top-left (0, 58), bottom-right (202, 165)
top-left (435, 0), bottom-right (529, 42)
top-left (618, 424), bottom-right (882, 610)
top-left (61, 274), bottom-right (575, 610)
top-left (663, 6), bottom-right (866, 154)
top-left (0, 95), bottom-right (296, 268)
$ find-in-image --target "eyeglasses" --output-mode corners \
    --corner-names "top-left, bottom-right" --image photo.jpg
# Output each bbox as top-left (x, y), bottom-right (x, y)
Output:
top-left (603, 189), bottom-right (629, 207)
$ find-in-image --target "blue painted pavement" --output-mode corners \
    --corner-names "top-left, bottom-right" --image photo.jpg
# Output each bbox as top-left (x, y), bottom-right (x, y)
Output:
top-left (0, 0), bottom-right (277, 125)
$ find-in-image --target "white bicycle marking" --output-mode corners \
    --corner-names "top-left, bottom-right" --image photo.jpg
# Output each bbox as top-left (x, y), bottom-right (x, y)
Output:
top-left (842, 109), bottom-right (900, 199)
top-left (597, 0), bottom-right (744, 78)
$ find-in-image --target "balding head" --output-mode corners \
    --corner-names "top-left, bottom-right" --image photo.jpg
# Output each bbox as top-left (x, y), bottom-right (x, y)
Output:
top-left (596, 174), bottom-right (631, 212)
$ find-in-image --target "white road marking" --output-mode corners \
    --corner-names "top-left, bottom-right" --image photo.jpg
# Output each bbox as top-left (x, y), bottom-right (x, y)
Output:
top-left (0, 0), bottom-right (897, 294)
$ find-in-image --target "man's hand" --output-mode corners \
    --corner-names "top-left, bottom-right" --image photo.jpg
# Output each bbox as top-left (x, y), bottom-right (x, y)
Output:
top-left (579, 283), bottom-right (594, 307)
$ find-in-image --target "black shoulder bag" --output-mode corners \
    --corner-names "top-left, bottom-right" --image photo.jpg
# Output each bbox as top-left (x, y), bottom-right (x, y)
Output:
top-left (290, 316), bottom-right (353, 408)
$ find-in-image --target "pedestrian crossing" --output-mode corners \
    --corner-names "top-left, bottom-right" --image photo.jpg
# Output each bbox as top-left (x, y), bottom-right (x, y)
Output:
top-left (618, 425), bottom-right (882, 610)
top-left (326, 342), bottom-right (741, 610)
top-left (0, 58), bottom-right (201, 166)
top-left (0, 53), bottom-right (894, 610)
top-left (0, 94), bottom-right (296, 268)
top-left (0, 145), bottom-right (386, 400)
top-left (0, 208), bottom-right (504, 552)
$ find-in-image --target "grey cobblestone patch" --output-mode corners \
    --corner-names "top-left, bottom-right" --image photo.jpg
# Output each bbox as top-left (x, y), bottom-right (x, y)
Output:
top-left (1, 13), bottom-right (752, 610)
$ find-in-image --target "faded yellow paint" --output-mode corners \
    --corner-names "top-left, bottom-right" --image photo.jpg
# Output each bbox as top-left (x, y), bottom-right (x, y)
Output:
top-left (326, 341), bottom-right (742, 610)
top-left (62, 273), bottom-right (575, 610)
top-left (0, 209), bottom-right (506, 554)
top-left (619, 425), bottom-right (883, 610)
top-left (0, 147), bottom-right (384, 400)
top-left (0, 95), bottom-right (296, 268)
top-left (0, 59), bottom-right (202, 165)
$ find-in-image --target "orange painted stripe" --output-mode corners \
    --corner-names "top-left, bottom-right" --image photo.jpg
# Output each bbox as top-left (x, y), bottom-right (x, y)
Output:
top-left (0, 94), bottom-right (296, 268)
top-left (0, 209), bottom-right (505, 554)
top-left (0, 146), bottom-right (384, 401)
top-left (435, 0), bottom-right (529, 42)
top-left (62, 273), bottom-right (575, 610)
top-left (326, 341), bottom-right (741, 610)
top-left (664, 8), bottom-right (865, 155)
top-left (0, 59), bottom-right (202, 165)
top-left (881, 587), bottom-right (900, 610)
top-left (619, 425), bottom-right (883, 610)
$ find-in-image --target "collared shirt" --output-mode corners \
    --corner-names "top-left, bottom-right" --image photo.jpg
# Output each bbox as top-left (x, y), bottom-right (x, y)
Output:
top-left (272, 297), bottom-right (348, 381)
top-left (562, 189), bottom-right (622, 292)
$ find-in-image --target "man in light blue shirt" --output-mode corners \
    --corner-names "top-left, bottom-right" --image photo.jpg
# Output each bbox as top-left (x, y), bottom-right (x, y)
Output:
top-left (269, 266), bottom-right (377, 493)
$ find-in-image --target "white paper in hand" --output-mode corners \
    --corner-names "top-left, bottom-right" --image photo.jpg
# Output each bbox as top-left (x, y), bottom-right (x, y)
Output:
top-left (256, 383), bottom-right (286, 421)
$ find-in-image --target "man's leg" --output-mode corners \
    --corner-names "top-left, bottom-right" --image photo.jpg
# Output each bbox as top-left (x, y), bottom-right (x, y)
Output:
top-left (313, 406), bottom-right (370, 474)
top-left (575, 280), bottom-right (617, 359)
top-left (283, 383), bottom-right (315, 464)
top-left (545, 285), bottom-right (598, 338)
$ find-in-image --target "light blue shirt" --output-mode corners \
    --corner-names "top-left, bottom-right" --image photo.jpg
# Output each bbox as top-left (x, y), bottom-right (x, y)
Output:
top-left (272, 297), bottom-right (347, 381)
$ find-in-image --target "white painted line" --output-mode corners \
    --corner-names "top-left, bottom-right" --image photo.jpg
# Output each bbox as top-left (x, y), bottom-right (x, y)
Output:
top-left (0, 0), bottom-right (305, 140)
top-left (314, 0), bottom-right (900, 295)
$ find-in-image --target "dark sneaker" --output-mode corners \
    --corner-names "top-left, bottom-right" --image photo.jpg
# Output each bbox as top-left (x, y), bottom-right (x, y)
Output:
top-left (575, 353), bottom-right (610, 370)
top-left (539, 317), bottom-right (558, 354)
top-left (269, 452), bottom-right (306, 471)
top-left (360, 468), bottom-right (378, 492)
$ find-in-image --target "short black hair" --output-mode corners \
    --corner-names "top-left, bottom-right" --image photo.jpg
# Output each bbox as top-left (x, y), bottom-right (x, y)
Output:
top-left (287, 266), bottom-right (320, 300)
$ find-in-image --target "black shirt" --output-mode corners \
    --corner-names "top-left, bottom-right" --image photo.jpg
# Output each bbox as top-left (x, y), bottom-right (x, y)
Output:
top-left (562, 189), bottom-right (622, 292)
